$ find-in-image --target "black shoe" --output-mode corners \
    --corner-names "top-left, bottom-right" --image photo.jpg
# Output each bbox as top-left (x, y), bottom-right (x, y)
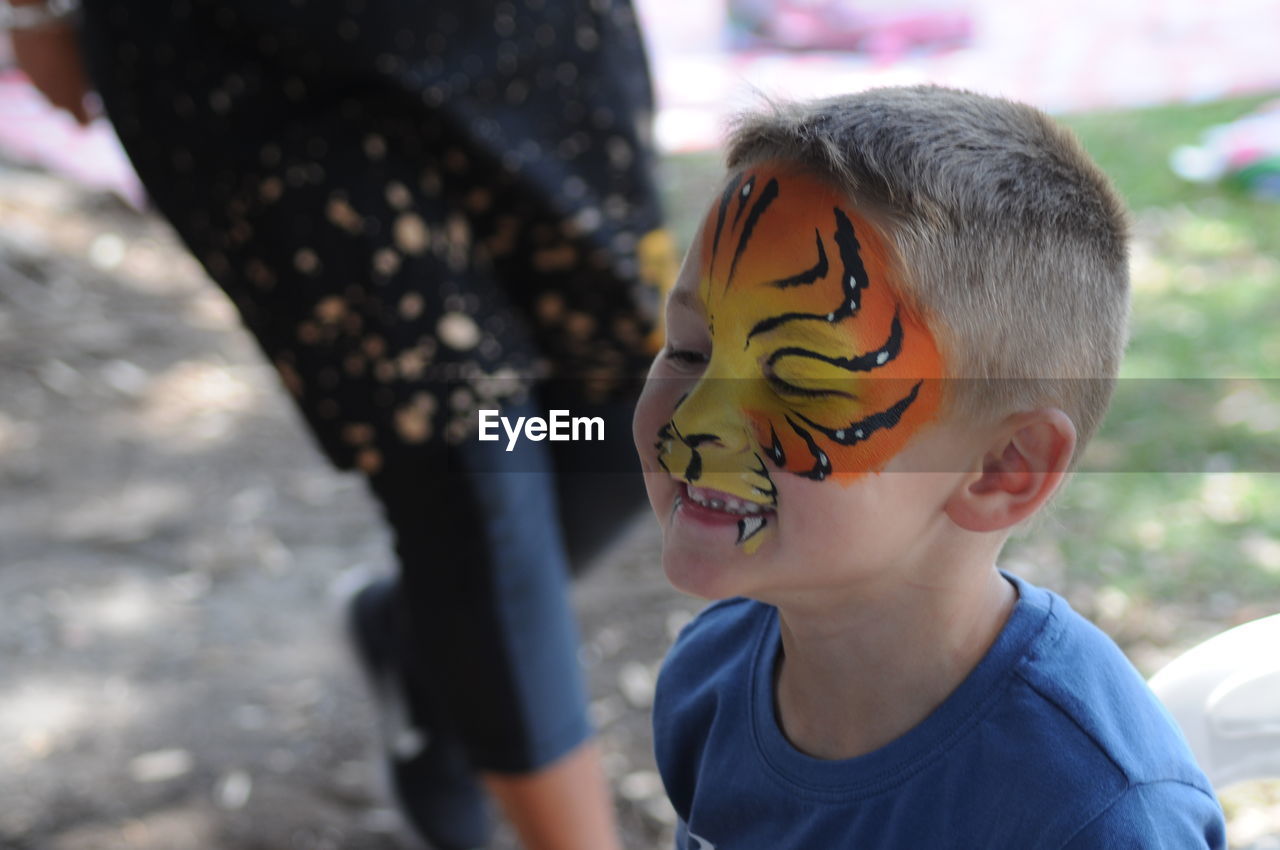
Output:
top-left (344, 574), bottom-right (493, 850)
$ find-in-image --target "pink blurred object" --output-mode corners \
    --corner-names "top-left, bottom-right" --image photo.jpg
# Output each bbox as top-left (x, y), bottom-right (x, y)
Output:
top-left (729, 0), bottom-right (972, 61)
top-left (0, 70), bottom-right (145, 208)
top-left (1169, 99), bottom-right (1280, 199)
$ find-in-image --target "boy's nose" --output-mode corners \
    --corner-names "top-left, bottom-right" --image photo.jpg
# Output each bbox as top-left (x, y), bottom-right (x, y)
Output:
top-left (670, 388), bottom-right (754, 460)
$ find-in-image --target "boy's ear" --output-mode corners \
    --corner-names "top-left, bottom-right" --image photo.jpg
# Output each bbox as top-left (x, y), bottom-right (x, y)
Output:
top-left (944, 409), bottom-right (1077, 533)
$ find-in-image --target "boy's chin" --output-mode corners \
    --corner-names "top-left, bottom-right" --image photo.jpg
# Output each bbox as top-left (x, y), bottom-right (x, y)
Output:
top-left (661, 537), bottom-right (765, 601)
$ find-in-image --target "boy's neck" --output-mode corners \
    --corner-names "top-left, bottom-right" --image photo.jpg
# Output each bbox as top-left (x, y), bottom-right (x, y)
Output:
top-left (773, 561), bottom-right (1017, 762)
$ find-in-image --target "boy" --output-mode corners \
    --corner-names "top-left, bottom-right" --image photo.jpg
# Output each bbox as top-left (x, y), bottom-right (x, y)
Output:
top-left (632, 86), bottom-right (1226, 848)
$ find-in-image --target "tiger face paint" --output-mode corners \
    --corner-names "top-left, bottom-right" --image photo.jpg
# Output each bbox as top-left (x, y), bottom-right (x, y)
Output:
top-left (652, 163), bottom-right (944, 554)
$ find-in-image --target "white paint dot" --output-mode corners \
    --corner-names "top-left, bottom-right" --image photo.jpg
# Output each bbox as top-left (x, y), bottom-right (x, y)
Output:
top-left (876, 351), bottom-right (889, 365)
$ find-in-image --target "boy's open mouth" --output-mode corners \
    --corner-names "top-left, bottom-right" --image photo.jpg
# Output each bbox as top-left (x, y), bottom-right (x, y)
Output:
top-left (675, 481), bottom-right (777, 545)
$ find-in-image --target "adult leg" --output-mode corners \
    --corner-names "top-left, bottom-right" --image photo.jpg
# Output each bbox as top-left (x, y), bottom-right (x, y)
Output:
top-left (369, 395), bottom-right (624, 849)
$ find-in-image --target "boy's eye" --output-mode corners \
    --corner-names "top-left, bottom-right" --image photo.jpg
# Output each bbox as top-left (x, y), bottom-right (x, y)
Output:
top-left (765, 373), bottom-right (837, 398)
top-left (762, 349), bottom-right (857, 400)
top-left (666, 348), bottom-right (708, 366)
top-left (763, 367), bottom-right (855, 400)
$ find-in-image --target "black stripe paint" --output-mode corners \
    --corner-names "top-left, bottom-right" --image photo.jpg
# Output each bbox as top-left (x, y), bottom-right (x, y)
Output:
top-left (794, 380), bottom-right (923, 447)
top-left (765, 312), bottom-right (903, 374)
top-left (767, 229), bottom-right (828, 288)
top-left (709, 173), bottom-right (744, 281)
top-left (726, 178), bottom-right (779, 290)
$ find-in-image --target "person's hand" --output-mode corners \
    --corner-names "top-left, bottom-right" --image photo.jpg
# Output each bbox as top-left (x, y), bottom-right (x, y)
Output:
top-left (10, 8), bottom-right (93, 125)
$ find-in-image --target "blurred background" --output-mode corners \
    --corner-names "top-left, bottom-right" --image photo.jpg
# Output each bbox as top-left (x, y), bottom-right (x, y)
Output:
top-left (2, 0), bottom-right (1279, 847)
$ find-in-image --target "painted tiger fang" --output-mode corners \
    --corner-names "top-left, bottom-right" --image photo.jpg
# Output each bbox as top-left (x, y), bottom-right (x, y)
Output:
top-left (736, 514), bottom-right (767, 544)
top-left (749, 453), bottom-right (779, 505)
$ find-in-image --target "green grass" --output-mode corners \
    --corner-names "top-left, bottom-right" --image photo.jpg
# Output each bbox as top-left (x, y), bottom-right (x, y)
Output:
top-left (1024, 96), bottom-right (1280, 616)
top-left (659, 93), bottom-right (1280, 628)
top-left (1062, 96), bottom-right (1275, 207)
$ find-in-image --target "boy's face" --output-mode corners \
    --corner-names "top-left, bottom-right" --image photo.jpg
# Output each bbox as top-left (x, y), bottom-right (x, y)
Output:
top-left (633, 162), bottom-right (963, 600)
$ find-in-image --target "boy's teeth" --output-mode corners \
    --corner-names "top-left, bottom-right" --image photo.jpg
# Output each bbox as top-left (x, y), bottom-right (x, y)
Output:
top-left (686, 485), bottom-right (769, 515)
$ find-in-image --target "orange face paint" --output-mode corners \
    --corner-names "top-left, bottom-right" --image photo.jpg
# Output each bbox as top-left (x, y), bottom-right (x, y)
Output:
top-left (655, 163), bottom-right (944, 551)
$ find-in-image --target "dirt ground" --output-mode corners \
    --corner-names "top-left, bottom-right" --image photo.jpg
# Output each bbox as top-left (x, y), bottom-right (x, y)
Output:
top-left (3, 159), bottom-right (1278, 850)
top-left (0, 160), bottom-right (689, 850)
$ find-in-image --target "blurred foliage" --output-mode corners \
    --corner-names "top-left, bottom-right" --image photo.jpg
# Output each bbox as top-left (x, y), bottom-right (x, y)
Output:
top-left (660, 92), bottom-right (1280, 622)
top-left (658, 151), bottom-right (725, 256)
top-left (1062, 94), bottom-right (1280, 254)
top-left (1057, 96), bottom-right (1280, 612)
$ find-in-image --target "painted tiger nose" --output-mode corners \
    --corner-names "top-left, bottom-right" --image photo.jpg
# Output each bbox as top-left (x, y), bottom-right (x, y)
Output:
top-left (671, 404), bottom-right (751, 451)
top-left (671, 376), bottom-right (754, 449)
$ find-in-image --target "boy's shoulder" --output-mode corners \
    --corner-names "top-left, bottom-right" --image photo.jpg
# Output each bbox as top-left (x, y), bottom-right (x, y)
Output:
top-left (653, 577), bottom-right (1224, 848)
top-left (656, 596), bottom-right (770, 709)
top-left (993, 574), bottom-right (1224, 845)
top-left (652, 596), bottom-right (772, 808)
top-left (655, 596), bottom-right (767, 705)
top-left (666, 596), bottom-right (765, 656)
top-left (1005, 572), bottom-right (1213, 790)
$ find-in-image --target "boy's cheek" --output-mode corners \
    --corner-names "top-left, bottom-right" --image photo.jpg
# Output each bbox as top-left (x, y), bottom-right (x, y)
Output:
top-left (632, 381), bottom-right (678, 470)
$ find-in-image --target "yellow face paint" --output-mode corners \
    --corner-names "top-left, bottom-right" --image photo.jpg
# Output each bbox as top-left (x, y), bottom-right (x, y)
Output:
top-left (655, 163), bottom-right (944, 553)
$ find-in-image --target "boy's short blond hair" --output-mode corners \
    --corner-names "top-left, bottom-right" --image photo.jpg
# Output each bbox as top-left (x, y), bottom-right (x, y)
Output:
top-left (726, 85), bottom-right (1130, 451)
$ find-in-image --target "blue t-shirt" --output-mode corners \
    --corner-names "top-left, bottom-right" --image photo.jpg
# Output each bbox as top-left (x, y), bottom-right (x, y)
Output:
top-left (653, 572), bottom-right (1226, 849)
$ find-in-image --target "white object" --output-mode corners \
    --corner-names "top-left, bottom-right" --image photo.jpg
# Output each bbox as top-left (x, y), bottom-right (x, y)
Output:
top-left (1149, 613), bottom-right (1280, 790)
